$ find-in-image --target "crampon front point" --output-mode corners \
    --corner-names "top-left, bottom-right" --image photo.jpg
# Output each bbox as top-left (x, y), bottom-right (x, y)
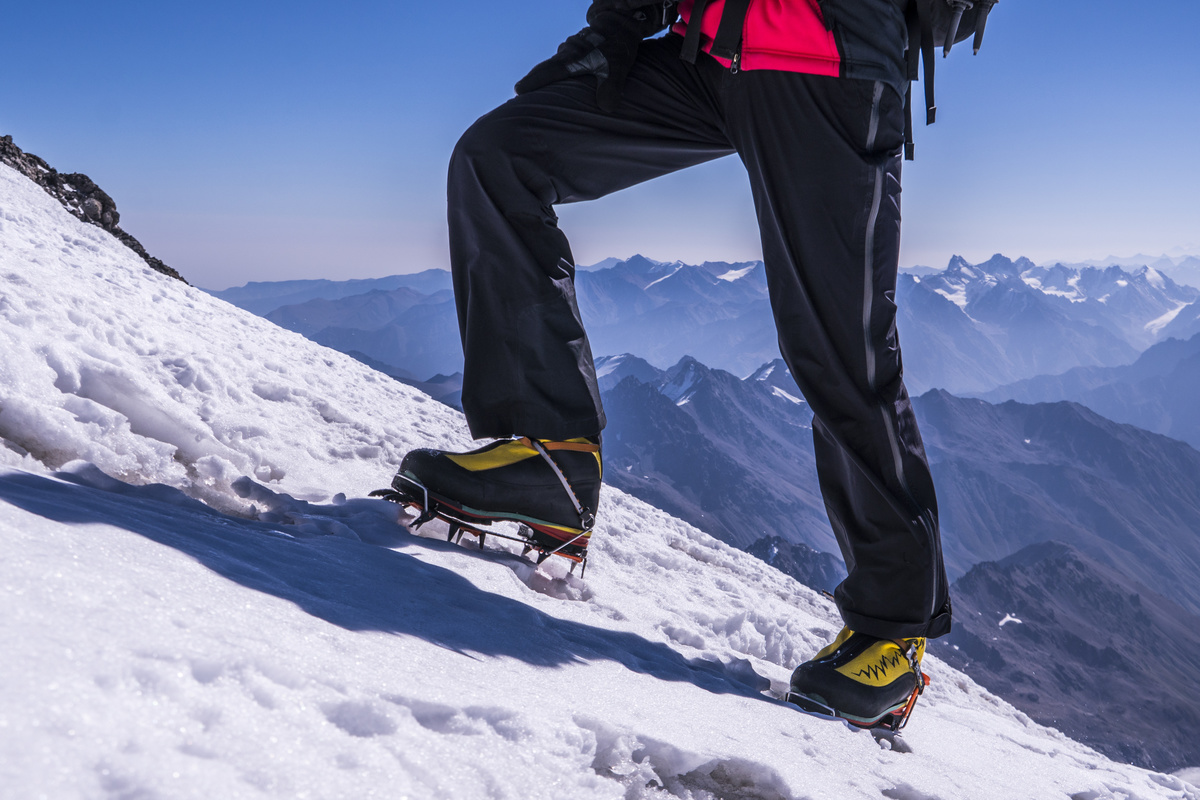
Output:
top-left (370, 473), bottom-right (591, 576)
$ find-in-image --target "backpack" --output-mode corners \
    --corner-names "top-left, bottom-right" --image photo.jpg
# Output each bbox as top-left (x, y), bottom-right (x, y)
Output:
top-left (905, 0), bottom-right (999, 158)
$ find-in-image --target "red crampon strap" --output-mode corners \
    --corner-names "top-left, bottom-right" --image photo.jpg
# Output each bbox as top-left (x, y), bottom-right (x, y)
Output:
top-left (887, 639), bottom-right (930, 731)
top-left (890, 672), bottom-right (931, 731)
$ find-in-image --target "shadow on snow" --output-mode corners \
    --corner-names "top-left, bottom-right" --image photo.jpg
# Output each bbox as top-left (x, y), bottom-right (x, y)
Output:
top-left (0, 468), bottom-right (765, 700)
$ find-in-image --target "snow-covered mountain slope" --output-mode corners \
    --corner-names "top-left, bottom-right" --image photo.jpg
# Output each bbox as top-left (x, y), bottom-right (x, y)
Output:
top-left (2, 161), bottom-right (1197, 798)
top-left (0, 163), bottom-right (470, 514)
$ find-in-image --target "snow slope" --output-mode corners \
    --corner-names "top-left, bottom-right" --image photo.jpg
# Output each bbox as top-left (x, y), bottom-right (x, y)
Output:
top-left (2, 162), bottom-right (1197, 799)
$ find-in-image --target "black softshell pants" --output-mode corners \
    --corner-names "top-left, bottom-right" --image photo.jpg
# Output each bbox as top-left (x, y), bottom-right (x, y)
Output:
top-left (447, 35), bottom-right (951, 640)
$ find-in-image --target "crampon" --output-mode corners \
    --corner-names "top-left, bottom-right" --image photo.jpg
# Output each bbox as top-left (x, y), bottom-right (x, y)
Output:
top-left (370, 473), bottom-right (591, 576)
top-left (785, 670), bottom-right (930, 734)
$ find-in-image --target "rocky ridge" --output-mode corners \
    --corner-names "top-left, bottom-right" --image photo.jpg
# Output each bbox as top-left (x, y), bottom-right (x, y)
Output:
top-left (0, 135), bottom-right (185, 283)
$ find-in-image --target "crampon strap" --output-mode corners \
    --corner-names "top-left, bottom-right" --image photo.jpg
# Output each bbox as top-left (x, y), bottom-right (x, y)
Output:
top-left (521, 437), bottom-right (597, 531)
top-left (888, 639), bottom-right (931, 732)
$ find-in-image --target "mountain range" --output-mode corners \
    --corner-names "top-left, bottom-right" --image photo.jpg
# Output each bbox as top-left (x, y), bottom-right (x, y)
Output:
top-left (598, 355), bottom-right (831, 553)
top-left (211, 269), bottom-right (453, 315)
top-left (917, 389), bottom-right (1200, 612)
top-left (938, 541), bottom-right (1200, 773)
top-left (759, 534), bottom-right (1200, 773)
top-left (210, 253), bottom-right (1200, 397)
top-left (896, 254), bottom-right (1199, 392)
top-left (593, 354), bottom-right (1200, 611)
top-left (1047, 253), bottom-right (1200, 295)
top-left (980, 333), bottom-right (1200, 449)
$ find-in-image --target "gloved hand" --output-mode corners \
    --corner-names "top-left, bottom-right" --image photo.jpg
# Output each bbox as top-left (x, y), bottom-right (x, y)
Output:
top-left (515, 3), bottom-right (678, 113)
top-left (585, 0), bottom-right (678, 28)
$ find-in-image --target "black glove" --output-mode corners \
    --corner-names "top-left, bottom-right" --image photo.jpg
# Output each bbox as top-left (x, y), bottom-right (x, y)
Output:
top-left (585, 0), bottom-right (677, 27)
top-left (515, 3), bottom-right (678, 113)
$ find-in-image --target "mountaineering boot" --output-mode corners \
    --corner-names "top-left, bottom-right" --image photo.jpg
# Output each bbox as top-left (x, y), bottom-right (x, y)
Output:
top-left (393, 437), bottom-right (602, 555)
top-left (786, 628), bottom-right (929, 730)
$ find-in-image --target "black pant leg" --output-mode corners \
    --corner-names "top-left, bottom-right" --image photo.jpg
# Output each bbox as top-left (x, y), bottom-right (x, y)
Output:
top-left (448, 36), bottom-right (733, 440)
top-left (724, 72), bottom-right (951, 640)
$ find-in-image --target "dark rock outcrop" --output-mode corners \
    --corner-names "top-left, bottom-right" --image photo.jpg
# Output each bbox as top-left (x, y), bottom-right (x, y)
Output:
top-left (1, 135), bottom-right (186, 283)
top-left (742, 535), bottom-right (845, 596)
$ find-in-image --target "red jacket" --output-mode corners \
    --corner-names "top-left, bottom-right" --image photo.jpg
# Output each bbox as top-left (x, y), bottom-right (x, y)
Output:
top-left (673, 0), bottom-right (909, 94)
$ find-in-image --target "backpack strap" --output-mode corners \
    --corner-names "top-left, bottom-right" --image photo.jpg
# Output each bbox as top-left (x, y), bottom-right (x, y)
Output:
top-left (903, 0), bottom-right (939, 160)
top-left (679, 0), bottom-right (712, 63)
top-left (904, 0), bottom-right (921, 160)
top-left (680, 0), bottom-right (751, 66)
top-left (917, 0), bottom-right (938, 126)
top-left (710, 0), bottom-right (751, 64)
top-left (905, 0), bottom-right (999, 159)
top-left (905, 0), bottom-right (965, 160)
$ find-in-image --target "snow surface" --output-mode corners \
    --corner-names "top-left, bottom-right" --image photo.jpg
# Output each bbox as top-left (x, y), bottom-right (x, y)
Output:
top-left (717, 266), bottom-right (756, 282)
top-left (933, 283), bottom-right (970, 309)
top-left (771, 386), bottom-right (804, 406)
top-left (643, 265), bottom-right (685, 291)
top-left (3, 161), bottom-right (1199, 799)
top-left (1145, 301), bottom-right (1190, 335)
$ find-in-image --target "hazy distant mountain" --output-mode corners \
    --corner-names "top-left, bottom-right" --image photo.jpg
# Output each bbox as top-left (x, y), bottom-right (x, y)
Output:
top-left (939, 541), bottom-right (1200, 772)
top-left (896, 254), bottom-right (1199, 392)
top-left (248, 286), bottom-right (460, 381)
top-left (980, 334), bottom-right (1200, 449)
top-left (1045, 252), bottom-right (1200, 292)
top-left (576, 255), bottom-right (780, 377)
top-left (211, 254), bottom-right (1194, 396)
top-left (578, 256), bottom-right (624, 271)
top-left (1025, 263), bottom-right (1195, 349)
top-left (1159, 297), bottom-right (1200, 341)
top-left (589, 253), bottom-right (1197, 394)
top-left (900, 264), bottom-right (943, 277)
top-left (584, 254), bottom-right (1193, 387)
top-left (265, 287), bottom-right (450, 337)
top-left (916, 390), bottom-right (1200, 614)
top-left (209, 270), bottom-right (453, 316)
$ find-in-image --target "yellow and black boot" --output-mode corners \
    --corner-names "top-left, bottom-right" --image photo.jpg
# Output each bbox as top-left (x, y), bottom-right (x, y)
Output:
top-left (786, 628), bottom-right (929, 730)
top-left (393, 437), bottom-right (601, 555)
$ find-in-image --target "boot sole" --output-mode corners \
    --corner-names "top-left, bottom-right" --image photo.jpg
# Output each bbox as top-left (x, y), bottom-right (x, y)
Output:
top-left (785, 690), bottom-right (908, 730)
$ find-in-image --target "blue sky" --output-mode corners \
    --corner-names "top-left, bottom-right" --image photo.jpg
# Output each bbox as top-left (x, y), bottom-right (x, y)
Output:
top-left (2, 1), bottom-right (1197, 289)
